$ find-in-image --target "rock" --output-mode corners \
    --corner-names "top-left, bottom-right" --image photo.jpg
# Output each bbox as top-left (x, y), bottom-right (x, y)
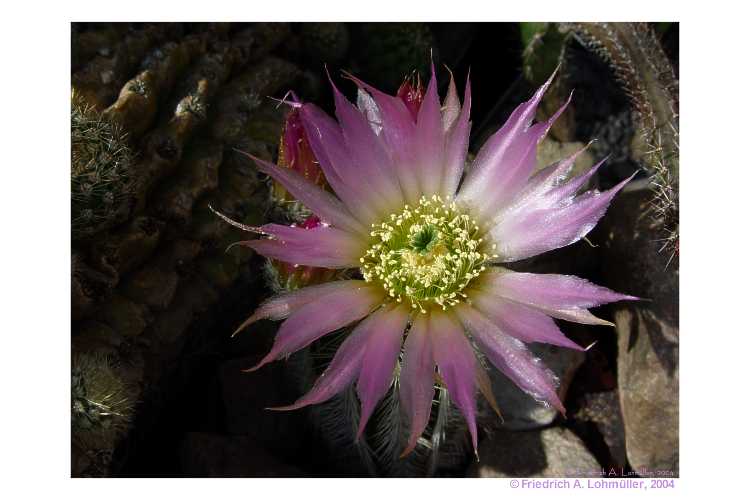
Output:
top-left (535, 139), bottom-right (595, 177)
top-left (468, 427), bottom-right (600, 477)
top-left (179, 432), bottom-right (306, 477)
top-left (573, 391), bottom-right (628, 468)
top-left (597, 188), bottom-right (679, 475)
top-left (488, 343), bottom-right (585, 430)
top-left (615, 307), bottom-right (678, 474)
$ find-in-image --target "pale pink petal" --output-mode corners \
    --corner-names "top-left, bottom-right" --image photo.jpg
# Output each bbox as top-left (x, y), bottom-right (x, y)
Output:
top-left (480, 269), bottom-right (636, 326)
top-left (454, 303), bottom-right (565, 415)
top-left (413, 64), bottom-right (445, 196)
top-left (299, 104), bottom-right (381, 223)
top-left (232, 280), bottom-right (371, 336)
top-left (458, 89), bottom-right (571, 223)
top-left (467, 291), bottom-right (583, 350)
top-left (430, 309), bottom-right (479, 453)
top-left (356, 88), bottom-right (383, 136)
top-left (356, 304), bottom-right (410, 436)
top-left (441, 72), bottom-right (461, 132)
top-left (488, 174), bottom-right (634, 262)
top-left (234, 223), bottom-right (366, 269)
top-left (343, 72), bottom-right (421, 205)
top-left (329, 76), bottom-right (405, 214)
top-left (269, 310), bottom-right (378, 411)
top-left (456, 70), bottom-right (558, 216)
top-left (245, 282), bottom-right (384, 372)
top-left (245, 153), bottom-right (366, 235)
top-left (441, 74), bottom-right (471, 200)
top-left (399, 313), bottom-right (435, 456)
top-left (484, 270), bottom-right (638, 309)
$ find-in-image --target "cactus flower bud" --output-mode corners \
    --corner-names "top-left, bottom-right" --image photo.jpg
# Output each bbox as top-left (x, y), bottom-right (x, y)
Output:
top-left (396, 73), bottom-right (425, 121)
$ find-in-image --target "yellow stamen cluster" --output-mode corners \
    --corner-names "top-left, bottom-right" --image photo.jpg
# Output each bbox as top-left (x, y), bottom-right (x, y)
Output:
top-left (360, 195), bottom-right (496, 313)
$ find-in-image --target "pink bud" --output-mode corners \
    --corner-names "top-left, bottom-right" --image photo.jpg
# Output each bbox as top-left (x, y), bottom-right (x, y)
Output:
top-left (397, 73), bottom-right (425, 122)
top-left (274, 109), bottom-right (326, 201)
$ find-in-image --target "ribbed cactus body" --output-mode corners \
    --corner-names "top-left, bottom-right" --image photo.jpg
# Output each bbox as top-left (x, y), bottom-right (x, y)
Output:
top-left (71, 92), bottom-right (135, 240)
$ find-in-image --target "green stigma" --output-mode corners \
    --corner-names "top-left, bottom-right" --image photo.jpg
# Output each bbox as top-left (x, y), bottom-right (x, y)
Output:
top-left (360, 195), bottom-right (496, 313)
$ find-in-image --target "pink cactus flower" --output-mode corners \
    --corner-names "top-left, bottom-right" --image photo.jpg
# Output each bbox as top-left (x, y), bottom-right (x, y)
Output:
top-left (225, 66), bottom-right (636, 456)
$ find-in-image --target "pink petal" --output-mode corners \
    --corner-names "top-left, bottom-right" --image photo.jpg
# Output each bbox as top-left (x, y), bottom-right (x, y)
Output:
top-left (232, 280), bottom-right (371, 336)
top-left (356, 304), bottom-right (410, 437)
top-left (343, 72), bottom-right (421, 205)
top-left (299, 104), bottom-right (380, 223)
top-left (454, 303), bottom-right (565, 415)
top-left (356, 88), bottom-right (383, 136)
top-left (441, 71), bottom-right (461, 132)
top-left (488, 174), bottom-right (635, 262)
top-left (245, 281), bottom-right (384, 372)
top-left (399, 313), bottom-right (435, 456)
top-left (430, 309), bottom-right (479, 453)
top-left (480, 269), bottom-right (636, 326)
top-left (456, 70), bottom-right (559, 217)
top-left (245, 153), bottom-right (366, 236)
top-left (484, 270), bottom-right (638, 309)
top-left (413, 63), bottom-right (445, 197)
top-left (441, 74), bottom-right (472, 200)
top-left (329, 76), bottom-right (405, 215)
top-left (468, 291), bottom-right (584, 350)
top-left (269, 310), bottom-right (377, 411)
top-left (235, 223), bottom-right (366, 269)
top-left (458, 90), bottom-right (571, 223)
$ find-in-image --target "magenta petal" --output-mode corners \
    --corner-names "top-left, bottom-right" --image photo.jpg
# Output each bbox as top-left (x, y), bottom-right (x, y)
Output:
top-left (414, 63), bottom-right (445, 197)
top-left (430, 309), bottom-right (479, 453)
top-left (246, 282), bottom-right (384, 372)
top-left (441, 74), bottom-right (471, 199)
top-left (488, 174), bottom-right (635, 262)
top-left (468, 292), bottom-right (583, 350)
top-left (236, 223), bottom-right (366, 269)
top-left (454, 304), bottom-right (565, 415)
top-left (399, 313), bottom-right (435, 456)
top-left (246, 153), bottom-right (366, 235)
top-left (233, 280), bottom-right (369, 336)
top-left (356, 304), bottom-right (410, 437)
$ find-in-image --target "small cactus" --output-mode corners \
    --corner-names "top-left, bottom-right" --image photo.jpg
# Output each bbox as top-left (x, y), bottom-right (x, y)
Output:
top-left (71, 352), bottom-right (135, 451)
top-left (71, 91), bottom-right (135, 240)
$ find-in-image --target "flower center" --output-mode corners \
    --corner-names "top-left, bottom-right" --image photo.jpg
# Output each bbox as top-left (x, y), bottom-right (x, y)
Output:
top-left (360, 195), bottom-right (495, 313)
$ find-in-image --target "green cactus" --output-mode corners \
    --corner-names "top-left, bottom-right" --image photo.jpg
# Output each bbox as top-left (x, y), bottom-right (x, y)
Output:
top-left (71, 91), bottom-right (135, 240)
top-left (560, 22), bottom-right (679, 263)
top-left (71, 352), bottom-right (135, 450)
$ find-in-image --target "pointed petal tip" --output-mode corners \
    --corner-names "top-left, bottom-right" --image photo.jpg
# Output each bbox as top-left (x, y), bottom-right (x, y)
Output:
top-left (356, 419), bottom-right (367, 440)
top-left (265, 402), bottom-right (304, 412)
top-left (240, 353), bottom-right (273, 373)
top-left (399, 439), bottom-right (418, 459)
